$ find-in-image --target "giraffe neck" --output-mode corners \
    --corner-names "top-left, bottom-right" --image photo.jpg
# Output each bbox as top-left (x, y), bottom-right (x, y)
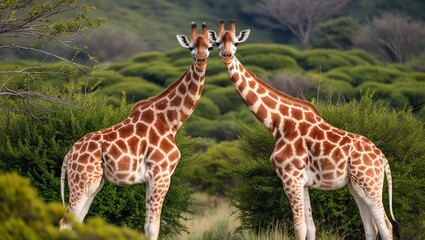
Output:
top-left (225, 57), bottom-right (320, 138)
top-left (130, 62), bottom-right (205, 132)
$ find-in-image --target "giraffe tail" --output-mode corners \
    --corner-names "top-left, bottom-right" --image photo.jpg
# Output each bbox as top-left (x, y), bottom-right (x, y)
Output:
top-left (60, 154), bottom-right (69, 206)
top-left (385, 161), bottom-right (401, 240)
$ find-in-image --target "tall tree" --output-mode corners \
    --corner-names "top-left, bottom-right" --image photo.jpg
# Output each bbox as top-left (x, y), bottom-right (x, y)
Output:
top-left (0, 0), bottom-right (105, 118)
top-left (354, 13), bottom-right (425, 63)
top-left (256, 0), bottom-right (350, 49)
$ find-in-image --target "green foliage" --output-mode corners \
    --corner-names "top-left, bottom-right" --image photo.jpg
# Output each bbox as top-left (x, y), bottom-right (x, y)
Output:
top-left (0, 92), bottom-right (195, 238)
top-left (228, 94), bottom-right (425, 239)
top-left (0, 172), bottom-right (145, 240)
top-left (118, 62), bottom-right (181, 86)
top-left (237, 44), bottom-right (302, 60)
top-left (204, 86), bottom-right (245, 114)
top-left (313, 17), bottom-right (361, 50)
top-left (189, 141), bottom-right (245, 195)
top-left (193, 97), bottom-right (221, 119)
top-left (239, 54), bottom-right (301, 72)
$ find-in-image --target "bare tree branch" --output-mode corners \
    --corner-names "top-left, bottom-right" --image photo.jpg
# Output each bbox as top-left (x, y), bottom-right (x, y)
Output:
top-left (256, 0), bottom-right (350, 49)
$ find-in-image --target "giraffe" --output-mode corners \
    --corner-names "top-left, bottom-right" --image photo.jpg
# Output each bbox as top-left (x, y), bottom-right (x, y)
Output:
top-left (209, 20), bottom-right (400, 240)
top-left (58, 22), bottom-right (212, 240)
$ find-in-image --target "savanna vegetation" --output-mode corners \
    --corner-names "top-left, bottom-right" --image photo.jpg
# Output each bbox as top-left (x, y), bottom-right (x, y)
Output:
top-left (2, 0), bottom-right (425, 239)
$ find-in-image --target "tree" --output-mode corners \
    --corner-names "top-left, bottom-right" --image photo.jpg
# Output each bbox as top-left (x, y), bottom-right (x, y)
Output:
top-left (256, 0), bottom-right (350, 49)
top-left (354, 13), bottom-right (425, 63)
top-left (0, 0), bottom-right (105, 118)
top-left (312, 17), bottom-right (361, 50)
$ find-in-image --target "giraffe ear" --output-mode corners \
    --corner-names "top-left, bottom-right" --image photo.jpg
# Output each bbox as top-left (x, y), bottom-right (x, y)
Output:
top-left (237, 29), bottom-right (251, 43)
top-left (176, 35), bottom-right (191, 48)
top-left (207, 30), bottom-right (218, 44)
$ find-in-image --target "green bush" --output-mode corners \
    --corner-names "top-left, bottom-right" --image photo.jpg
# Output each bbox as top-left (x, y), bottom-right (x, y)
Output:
top-left (237, 44), bottom-right (302, 60)
top-left (189, 141), bottom-right (245, 195)
top-left (0, 92), bottom-right (195, 238)
top-left (239, 54), bottom-right (300, 71)
top-left (204, 86), bottom-right (245, 114)
top-left (313, 17), bottom-right (361, 50)
top-left (130, 51), bottom-right (168, 63)
top-left (228, 94), bottom-right (425, 239)
top-left (193, 97), bottom-right (221, 119)
top-left (0, 172), bottom-right (145, 240)
top-left (118, 62), bottom-right (181, 86)
top-left (327, 66), bottom-right (406, 86)
top-left (96, 79), bottom-right (163, 105)
top-left (299, 50), bottom-right (353, 72)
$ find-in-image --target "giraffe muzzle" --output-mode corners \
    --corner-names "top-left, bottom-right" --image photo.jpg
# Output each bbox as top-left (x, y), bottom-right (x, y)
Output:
top-left (196, 58), bottom-right (207, 63)
top-left (222, 53), bottom-right (233, 58)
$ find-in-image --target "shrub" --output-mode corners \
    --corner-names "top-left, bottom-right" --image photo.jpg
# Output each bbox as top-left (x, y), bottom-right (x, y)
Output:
top-left (193, 97), bottom-right (221, 119)
top-left (118, 62), bottom-right (181, 86)
top-left (189, 141), bottom-right (245, 195)
top-left (131, 51), bottom-right (168, 63)
top-left (327, 66), bottom-right (406, 86)
top-left (237, 44), bottom-right (302, 60)
top-left (299, 50), bottom-right (352, 72)
top-left (239, 54), bottom-right (300, 71)
top-left (204, 86), bottom-right (245, 114)
top-left (96, 79), bottom-right (163, 105)
top-left (313, 17), bottom-right (361, 50)
top-left (228, 94), bottom-right (425, 239)
top-left (0, 172), bottom-right (145, 240)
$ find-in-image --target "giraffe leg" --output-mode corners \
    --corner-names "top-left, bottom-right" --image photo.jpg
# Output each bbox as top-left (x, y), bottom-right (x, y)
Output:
top-left (144, 175), bottom-right (171, 240)
top-left (283, 181), bottom-right (307, 240)
top-left (349, 183), bottom-right (392, 240)
top-left (347, 183), bottom-right (378, 240)
top-left (303, 187), bottom-right (316, 240)
top-left (76, 178), bottom-right (105, 222)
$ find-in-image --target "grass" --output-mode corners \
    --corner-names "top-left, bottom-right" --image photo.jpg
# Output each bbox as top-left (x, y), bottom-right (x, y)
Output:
top-left (170, 193), bottom-right (345, 240)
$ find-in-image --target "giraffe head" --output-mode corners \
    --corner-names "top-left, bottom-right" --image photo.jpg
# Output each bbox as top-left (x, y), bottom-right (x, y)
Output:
top-left (208, 20), bottom-right (251, 64)
top-left (176, 22), bottom-right (212, 68)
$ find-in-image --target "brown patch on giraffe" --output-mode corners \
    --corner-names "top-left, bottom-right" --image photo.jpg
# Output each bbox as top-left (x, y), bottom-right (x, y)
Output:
top-left (271, 113), bottom-right (281, 127)
top-left (192, 72), bottom-right (200, 81)
top-left (298, 122), bottom-right (311, 136)
top-left (115, 139), bottom-right (127, 153)
top-left (323, 140), bottom-right (335, 156)
top-left (168, 149), bottom-right (180, 161)
top-left (171, 96), bottom-right (182, 107)
top-left (322, 172), bottom-right (334, 180)
top-left (293, 138), bottom-right (304, 156)
top-left (166, 110), bottom-right (177, 122)
top-left (127, 136), bottom-right (139, 154)
top-left (244, 70), bottom-right (252, 78)
top-left (246, 90), bottom-right (259, 106)
top-left (365, 168), bottom-right (374, 177)
top-left (118, 156), bottom-right (131, 171)
top-left (232, 73), bottom-right (240, 82)
top-left (159, 138), bottom-right (174, 152)
top-left (263, 96), bottom-right (277, 109)
top-left (189, 84), bottom-right (198, 95)
top-left (130, 111), bottom-right (141, 123)
top-left (291, 108), bottom-right (303, 120)
top-left (283, 120), bottom-right (298, 141)
top-left (184, 95), bottom-right (195, 109)
top-left (148, 128), bottom-right (160, 146)
top-left (326, 131), bottom-right (342, 144)
top-left (119, 124), bottom-right (134, 139)
top-left (363, 154), bottom-right (373, 166)
top-left (304, 111), bottom-right (315, 123)
top-left (257, 85), bottom-right (266, 95)
top-left (269, 91), bottom-right (278, 100)
top-left (256, 104), bottom-right (268, 121)
top-left (143, 109), bottom-right (155, 124)
top-left (237, 81), bottom-right (247, 93)
top-left (150, 149), bottom-right (165, 161)
top-left (310, 126), bottom-right (325, 140)
top-left (155, 98), bottom-right (168, 111)
top-left (292, 158), bottom-right (305, 169)
top-left (279, 104), bottom-right (289, 115)
top-left (318, 123), bottom-right (331, 131)
top-left (248, 79), bottom-right (256, 89)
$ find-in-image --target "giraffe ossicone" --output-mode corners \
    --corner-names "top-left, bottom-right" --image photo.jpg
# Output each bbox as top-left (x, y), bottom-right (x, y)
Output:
top-left (209, 20), bottom-right (400, 240)
top-left (59, 22), bottom-right (212, 240)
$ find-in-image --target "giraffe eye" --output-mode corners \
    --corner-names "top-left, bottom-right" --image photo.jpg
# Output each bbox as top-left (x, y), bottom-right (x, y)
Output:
top-left (208, 47), bottom-right (213, 51)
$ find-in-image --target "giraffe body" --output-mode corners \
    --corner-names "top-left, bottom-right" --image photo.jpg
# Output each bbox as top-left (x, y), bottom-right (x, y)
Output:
top-left (209, 20), bottom-right (399, 240)
top-left (59, 22), bottom-right (212, 240)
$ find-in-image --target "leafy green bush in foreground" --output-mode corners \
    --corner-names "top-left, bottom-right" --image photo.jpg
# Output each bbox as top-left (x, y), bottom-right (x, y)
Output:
top-left (0, 172), bottom-right (145, 240)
